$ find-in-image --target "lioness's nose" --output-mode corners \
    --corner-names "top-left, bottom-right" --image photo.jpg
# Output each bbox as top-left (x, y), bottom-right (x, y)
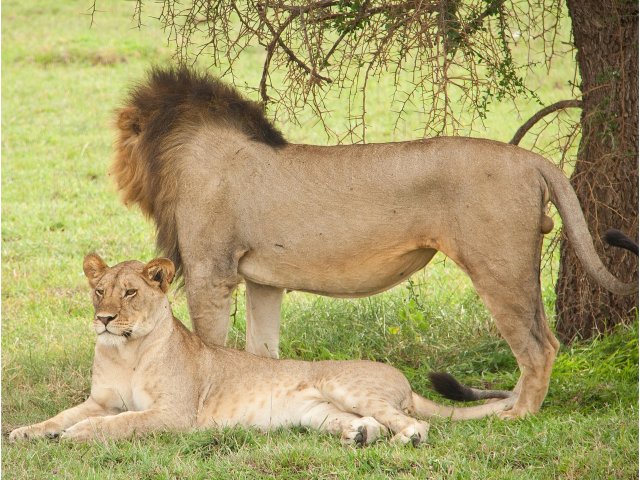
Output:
top-left (96, 314), bottom-right (117, 326)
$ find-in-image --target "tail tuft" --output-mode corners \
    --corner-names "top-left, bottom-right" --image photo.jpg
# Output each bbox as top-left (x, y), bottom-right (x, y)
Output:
top-left (603, 229), bottom-right (639, 256)
top-left (428, 372), bottom-right (477, 401)
top-left (429, 372), bottom-right (513, 402)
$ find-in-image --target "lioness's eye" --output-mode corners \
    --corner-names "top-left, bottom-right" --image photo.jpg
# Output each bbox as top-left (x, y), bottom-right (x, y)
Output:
top-left (125, 289), bottom-right (137, 298)
top-left (95, 289), bottom-right (104, 297)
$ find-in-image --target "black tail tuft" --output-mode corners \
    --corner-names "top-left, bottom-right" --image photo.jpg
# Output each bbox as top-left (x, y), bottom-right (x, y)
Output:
top-left (603, 229), bottom-right (639, 256)
top-left (429, 372), bottom-right (513, 402)
top-left (428, 372), bottom-right (477, 402)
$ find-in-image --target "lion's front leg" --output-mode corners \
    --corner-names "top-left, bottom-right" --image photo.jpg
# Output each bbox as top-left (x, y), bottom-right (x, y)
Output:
top-left (187, 278), bottom-right (238, 348)
top-left (9, 398), bottom-right (110, 442)
top-left (180, 240), bottom-right (245, 348)
top-left (183, 253), bottom-right (241, 348)
top-left (245, 279), bottom-right (284, 358)
top-left (60, 409), bottom-right (190, 442)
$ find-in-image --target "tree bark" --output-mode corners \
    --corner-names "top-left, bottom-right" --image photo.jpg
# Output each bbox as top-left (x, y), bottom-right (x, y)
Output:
top-left (556, 0), bottom-right (638, 342)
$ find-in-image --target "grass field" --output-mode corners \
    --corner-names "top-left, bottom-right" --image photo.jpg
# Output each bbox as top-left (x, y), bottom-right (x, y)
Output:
top-left (2, 1), bottom-right (638, 479)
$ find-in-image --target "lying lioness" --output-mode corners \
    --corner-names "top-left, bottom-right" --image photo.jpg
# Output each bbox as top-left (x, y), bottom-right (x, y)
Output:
top-left (9, 255), bottom-right (513, 444)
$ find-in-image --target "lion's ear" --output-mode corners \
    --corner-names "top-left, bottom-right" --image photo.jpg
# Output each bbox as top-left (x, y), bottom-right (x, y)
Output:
top-left (116, 106), bottom-right (142, 135)
top-left (143, 258), bottom-right (175, 293)
top-left (83, 253), bottom-right (108, 288)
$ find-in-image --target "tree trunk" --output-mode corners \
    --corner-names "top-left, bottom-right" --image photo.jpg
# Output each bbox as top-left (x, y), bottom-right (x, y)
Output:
top-left (556, 0), bottom-right (638, 342)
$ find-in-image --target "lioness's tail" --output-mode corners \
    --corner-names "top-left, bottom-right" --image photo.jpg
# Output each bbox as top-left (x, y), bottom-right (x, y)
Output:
top-left (428, 372), bottom-right (512, 401)
top-left (537, 159), bottom-right (637, 296)
top-left (411, 388), bottom-right (514, 421)
top-left (420, 373), bottom-right (516, 420)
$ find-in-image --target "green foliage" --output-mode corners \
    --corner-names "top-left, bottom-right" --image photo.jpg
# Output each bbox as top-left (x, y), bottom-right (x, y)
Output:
top-left (333, 0), bottom-right (371, 35)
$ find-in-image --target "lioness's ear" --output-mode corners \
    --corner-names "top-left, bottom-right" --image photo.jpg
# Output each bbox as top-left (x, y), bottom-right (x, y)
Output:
top-left (143, 258), bottom-right (175, 293)
top-left (83, 253), bottom-right (108, 288)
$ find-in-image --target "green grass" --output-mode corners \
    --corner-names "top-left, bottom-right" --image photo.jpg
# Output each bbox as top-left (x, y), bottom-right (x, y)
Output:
top-left (2, 1), bottom-right (637, 479)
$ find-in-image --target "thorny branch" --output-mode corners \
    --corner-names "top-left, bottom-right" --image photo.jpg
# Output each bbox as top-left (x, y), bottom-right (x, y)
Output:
top-left (124, 0), bottom-right (572, 143)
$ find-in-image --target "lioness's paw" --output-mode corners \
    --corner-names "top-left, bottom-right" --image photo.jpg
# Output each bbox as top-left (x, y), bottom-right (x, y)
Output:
top-left (9, 426), bottom-right (38, 442)
top-left (341, 417), bottom-right (386, 446)
top-left (9, 423), bottom-right (62, 442)
top-left (60, 418), bottom-right (103, 442)
top-left (390, 421), bottom-right (429, 447)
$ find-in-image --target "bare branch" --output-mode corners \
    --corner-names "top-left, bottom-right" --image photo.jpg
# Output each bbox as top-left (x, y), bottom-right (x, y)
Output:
top-left (124, 0), bottom-right (570, 142)
top-left (510, 99), bottom-right (583, 146)
top-left (86, 1), bottom-right (103, 28)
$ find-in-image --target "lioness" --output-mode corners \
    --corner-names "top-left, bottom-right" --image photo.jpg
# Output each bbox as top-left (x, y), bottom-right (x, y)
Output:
top-left (9, 255), bottom-right (513, 444)
top-left (112, 67), bottom-right (637, 419)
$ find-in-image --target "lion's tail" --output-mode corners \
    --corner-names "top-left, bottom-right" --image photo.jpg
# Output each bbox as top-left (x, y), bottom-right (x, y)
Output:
top-left (603, 228), bottom-right (639, 256)
top-left (537, 159), bottom-right (637, 296)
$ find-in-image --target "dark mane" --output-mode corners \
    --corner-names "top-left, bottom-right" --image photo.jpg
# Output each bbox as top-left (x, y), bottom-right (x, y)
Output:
top-left (111, 67), bottom-right (286, 278)
top-left (126, 66), bottom-right (287, 147)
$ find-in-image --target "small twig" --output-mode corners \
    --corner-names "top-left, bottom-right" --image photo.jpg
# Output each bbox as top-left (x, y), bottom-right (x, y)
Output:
top-left (132, 0), bottom-right (143, 29)
top-left (262, 0), bottom-right (341, 14)
top-left (510, 99), bottom-right (583, 145)
top-left (86, 1), bottom-right (103, 28)
top-left (230, 289), bottom-right (239, 328)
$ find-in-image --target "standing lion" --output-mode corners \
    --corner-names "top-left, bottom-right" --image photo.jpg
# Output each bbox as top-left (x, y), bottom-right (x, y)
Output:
top-left (111, 67), bottom-right (636, 419)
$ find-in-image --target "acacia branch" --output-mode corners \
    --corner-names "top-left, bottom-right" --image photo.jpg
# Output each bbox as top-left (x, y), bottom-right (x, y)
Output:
top-left (510, 99), bottom-right (583, 145)
top-left (263, 0), bottom-right (341, 14)
top-left (258, 6), bottom-right (333, 102)
top-left (123, 0), bottom-right (568, 142)
top-left (462, 0), bottom-right (506, 38)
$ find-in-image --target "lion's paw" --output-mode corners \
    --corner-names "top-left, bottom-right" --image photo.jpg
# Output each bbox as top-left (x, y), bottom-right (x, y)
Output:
top-left (341, 416), bottom-right (386, 446)
top-left (498, 407), bottom-right (530, 420)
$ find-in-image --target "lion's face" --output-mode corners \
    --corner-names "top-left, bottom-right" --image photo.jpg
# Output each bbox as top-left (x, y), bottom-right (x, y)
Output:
top-left (82, 254), bottom-right (175, 346)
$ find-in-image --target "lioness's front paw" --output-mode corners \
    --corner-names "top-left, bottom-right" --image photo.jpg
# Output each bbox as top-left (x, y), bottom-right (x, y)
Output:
top-left (9, 423), bottom-right (62, 442)
top-left (60, 418), bottom-right (103, 442)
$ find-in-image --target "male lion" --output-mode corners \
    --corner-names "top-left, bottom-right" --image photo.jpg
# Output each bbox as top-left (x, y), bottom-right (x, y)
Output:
top-left (9, 255), bottom-right (514, 444)
top-left (111, 67), bottom-right (637, 419)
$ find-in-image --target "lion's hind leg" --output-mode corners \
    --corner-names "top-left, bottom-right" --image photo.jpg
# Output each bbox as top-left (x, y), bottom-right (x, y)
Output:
top-left (444, 212), bottom-right (560, 418)
top-left (466, 265), bottom-right (559, 418)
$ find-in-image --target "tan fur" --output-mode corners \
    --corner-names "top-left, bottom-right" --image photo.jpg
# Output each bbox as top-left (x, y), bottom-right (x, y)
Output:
top-left (111, 107), bottom-right (153, 217)
top-left (9, 256), bottom-right (514, 444)
top-left (111, 70), bottom-right (637, 419)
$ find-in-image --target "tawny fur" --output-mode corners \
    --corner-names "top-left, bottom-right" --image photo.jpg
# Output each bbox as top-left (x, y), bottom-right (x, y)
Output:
top-left (112, 67), bottom-right (287, 276)
top-left (111, 67), bottom-right (637, 419)
top-left (9, 256), bottom-right (514, 444)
